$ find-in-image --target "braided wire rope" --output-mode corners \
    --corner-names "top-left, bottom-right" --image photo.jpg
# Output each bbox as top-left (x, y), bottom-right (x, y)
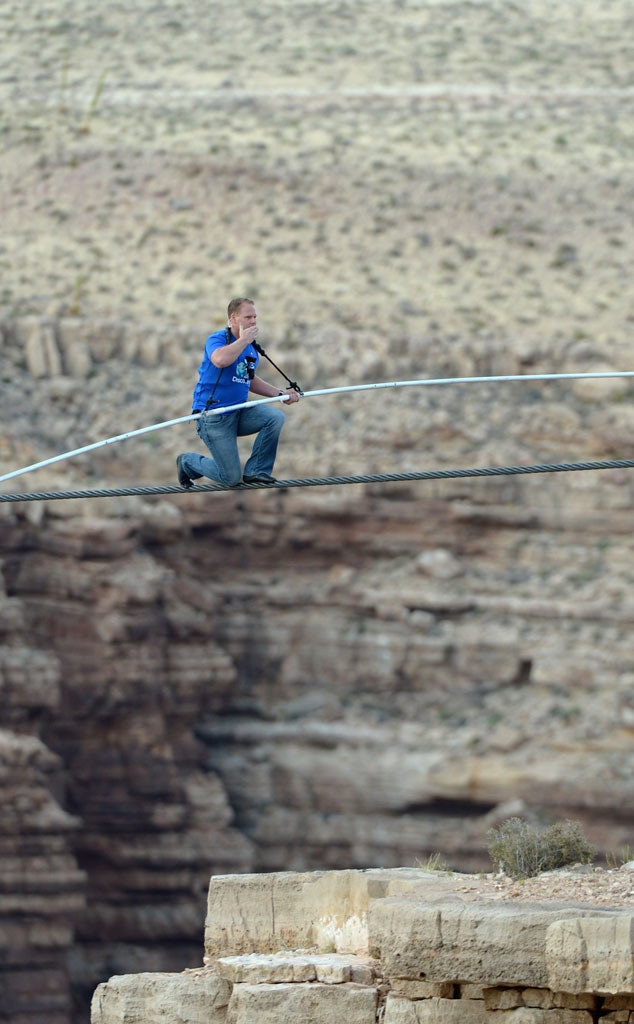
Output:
top-left (2, 457), bottom-right (634, 503)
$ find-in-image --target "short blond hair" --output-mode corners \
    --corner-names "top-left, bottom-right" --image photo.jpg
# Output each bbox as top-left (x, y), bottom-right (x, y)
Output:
top-left (227, 296), bottom-right (255, 318)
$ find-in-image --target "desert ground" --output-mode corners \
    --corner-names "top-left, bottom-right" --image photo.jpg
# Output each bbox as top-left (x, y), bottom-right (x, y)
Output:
top-left (1, 0), bottom-right (633, 342)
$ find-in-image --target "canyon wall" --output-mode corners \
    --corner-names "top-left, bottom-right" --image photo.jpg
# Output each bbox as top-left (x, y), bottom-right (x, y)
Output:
top-left (2, 312), bottom-right (634, 1021)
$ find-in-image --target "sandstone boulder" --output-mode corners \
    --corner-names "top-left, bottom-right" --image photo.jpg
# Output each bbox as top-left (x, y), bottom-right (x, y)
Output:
top-left (91, 971), bottom-right (231, 1024)
top-left (226, 981), bottom-right (377, 1024)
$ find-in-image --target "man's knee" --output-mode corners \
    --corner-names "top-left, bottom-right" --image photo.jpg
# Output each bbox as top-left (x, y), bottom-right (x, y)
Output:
top-left (219, 468), bottom-right (243, 487)
top-left (268, 407), bottom-right (286, 431)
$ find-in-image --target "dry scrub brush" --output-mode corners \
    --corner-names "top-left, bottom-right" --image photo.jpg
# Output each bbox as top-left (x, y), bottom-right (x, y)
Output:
top-left (487, 818), bottom-right (595, 880)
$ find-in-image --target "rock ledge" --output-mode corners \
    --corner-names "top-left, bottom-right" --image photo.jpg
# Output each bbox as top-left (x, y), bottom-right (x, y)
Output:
top-left (91, 867), bottom-right (634, 1023)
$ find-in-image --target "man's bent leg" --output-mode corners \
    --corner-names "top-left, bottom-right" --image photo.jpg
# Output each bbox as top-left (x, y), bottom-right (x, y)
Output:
top-left (240, 405), bottom-right (285, 480)
top-left (181, 412), bottom-right (243, 487)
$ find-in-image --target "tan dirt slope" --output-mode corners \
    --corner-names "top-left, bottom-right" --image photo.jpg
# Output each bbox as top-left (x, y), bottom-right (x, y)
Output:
top-left (1, 0), bottom-right (633, 344)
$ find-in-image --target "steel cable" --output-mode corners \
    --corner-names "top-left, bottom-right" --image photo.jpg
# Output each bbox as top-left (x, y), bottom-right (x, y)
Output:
top-left (2, 457), bottom-right (634, 503)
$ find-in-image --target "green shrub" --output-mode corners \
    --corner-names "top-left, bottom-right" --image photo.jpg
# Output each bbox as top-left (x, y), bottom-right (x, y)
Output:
top-left (487, 818), bottom-right (595, 880)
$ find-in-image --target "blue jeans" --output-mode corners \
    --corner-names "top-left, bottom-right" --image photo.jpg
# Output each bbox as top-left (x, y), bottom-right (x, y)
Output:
top-left (181, 405), bottom-right (286, 486)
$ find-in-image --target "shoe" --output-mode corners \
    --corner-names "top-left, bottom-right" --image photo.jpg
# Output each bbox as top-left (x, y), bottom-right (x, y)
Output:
top-left (176, 455), bottom-right (194, 489)
top-left (243, 473), bottom-right (277, 485)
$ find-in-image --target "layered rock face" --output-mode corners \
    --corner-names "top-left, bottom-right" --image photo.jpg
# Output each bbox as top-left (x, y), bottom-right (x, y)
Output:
top-left (2, 310), bottom-right (634, 1022)
top-left (0, 730), bottom-right (85, 1023)
top-left (91, 868), bottom-right (634, 1023)
top-left (0, 497), bottom-right (254, 1022)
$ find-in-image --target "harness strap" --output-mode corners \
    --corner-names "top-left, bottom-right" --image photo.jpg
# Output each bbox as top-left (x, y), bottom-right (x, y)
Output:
top-left (203, 327), bottom-right (232, 411)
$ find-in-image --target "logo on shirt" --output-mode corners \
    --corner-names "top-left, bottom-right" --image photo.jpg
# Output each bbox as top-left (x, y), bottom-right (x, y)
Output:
top-left (235, 355), bottom-right (256, 383)
top-left (234, 360), bottom-right (249, 384)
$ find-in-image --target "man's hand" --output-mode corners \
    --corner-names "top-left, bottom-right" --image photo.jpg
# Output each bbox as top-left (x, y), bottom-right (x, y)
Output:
top-left (239, 323), bottom-right (259, 346)
top-left (212, 323), bottom-right (259, 368)
top-left (280, 387), bottom-right (301, 405)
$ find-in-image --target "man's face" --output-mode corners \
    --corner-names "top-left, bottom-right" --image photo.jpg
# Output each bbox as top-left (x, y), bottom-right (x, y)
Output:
top-left (231, 303), bottom-right (257, 334)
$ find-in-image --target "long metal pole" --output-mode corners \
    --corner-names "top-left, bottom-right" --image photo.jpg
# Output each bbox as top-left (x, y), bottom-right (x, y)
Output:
top-left (1, 370), bottom-right (633, 486)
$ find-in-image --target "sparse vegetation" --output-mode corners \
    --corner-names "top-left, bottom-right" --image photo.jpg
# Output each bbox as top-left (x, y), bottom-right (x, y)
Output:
top-left (606, 844), bottom-right (634, 870)
top-left (416, 852), bottom-right (452, 873)
top-left (487, 818), bottom-right (595, 880)
top-left (57, 54), bottom-right (108, 135)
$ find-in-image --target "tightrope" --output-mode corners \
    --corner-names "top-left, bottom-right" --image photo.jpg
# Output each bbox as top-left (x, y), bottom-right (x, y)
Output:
top-left (2, 457), bottom-right (634, 503)
top-left (1, 369), bottom-right (634, 489)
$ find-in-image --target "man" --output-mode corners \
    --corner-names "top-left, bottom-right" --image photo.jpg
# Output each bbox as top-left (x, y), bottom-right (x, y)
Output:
top-left (176, 297), bottom-right (300, 488)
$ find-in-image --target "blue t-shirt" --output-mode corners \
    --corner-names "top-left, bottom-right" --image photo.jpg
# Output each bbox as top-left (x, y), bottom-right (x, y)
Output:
top-left (191, 329), bottom-right (259, 413)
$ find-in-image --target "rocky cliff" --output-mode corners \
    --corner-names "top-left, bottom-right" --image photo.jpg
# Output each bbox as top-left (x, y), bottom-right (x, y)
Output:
top-left (2, 310), bottom-right (634, 1021)
top-left (91, 867), bottom-right (634, 1024)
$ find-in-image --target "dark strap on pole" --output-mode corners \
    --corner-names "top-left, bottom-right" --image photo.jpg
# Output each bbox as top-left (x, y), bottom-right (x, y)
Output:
top-left (253, 341), bottom-right (303, 394)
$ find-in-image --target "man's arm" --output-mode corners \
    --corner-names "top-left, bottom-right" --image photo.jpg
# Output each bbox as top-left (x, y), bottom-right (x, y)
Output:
top-left (250, 376), bottom-right (301, 404)
top-left (211, 325), bottom-right (258, 368)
